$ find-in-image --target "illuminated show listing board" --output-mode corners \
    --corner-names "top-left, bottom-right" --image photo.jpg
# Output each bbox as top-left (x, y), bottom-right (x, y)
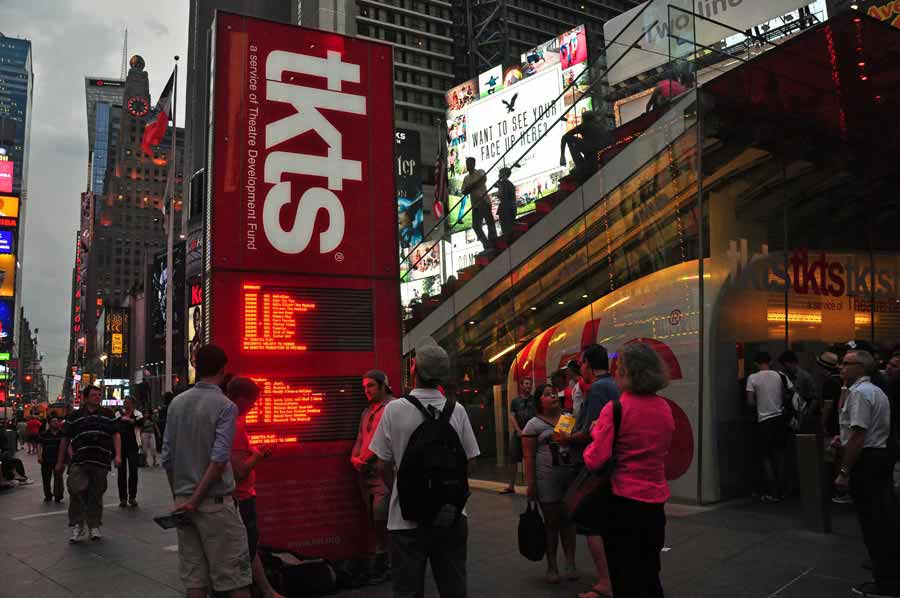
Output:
top-left (242, 285), bottom-right (374, 353)
top-left (244, 376), bottom-right (367, 444)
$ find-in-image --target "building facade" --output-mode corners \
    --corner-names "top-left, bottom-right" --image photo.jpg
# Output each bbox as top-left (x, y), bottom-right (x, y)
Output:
top-left (0, 34), bottom-right (33, 400)
top-left (67, 56), bottom-right (183, 395)
top-left (84, 77), bottom-right (126, 194)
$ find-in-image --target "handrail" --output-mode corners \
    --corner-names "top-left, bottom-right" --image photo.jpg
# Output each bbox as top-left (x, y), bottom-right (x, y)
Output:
top-left (399, 0), bottom-right (660, 276)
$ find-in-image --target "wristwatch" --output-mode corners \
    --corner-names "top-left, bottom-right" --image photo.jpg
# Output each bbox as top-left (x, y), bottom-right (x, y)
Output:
top-left (840, 466), bottom-right (850, 476)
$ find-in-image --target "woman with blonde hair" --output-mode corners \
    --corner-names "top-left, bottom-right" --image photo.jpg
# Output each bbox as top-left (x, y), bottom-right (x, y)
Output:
top-left (582, 343), bottom-right (675, 598)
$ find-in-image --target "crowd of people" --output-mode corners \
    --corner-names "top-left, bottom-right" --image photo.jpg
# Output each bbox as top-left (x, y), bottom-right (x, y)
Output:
top-left (3, 335), bottom-right (897, 597)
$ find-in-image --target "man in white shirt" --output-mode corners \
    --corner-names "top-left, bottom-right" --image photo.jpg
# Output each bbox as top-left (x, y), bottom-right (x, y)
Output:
top-left (833, 350), bottom-right (900, 598)
top-left (370, 338), bottom-right (480, 598)
top-left (459, 157), bottom-right (497, 252)
top-left (746, 352), bottom-right (790, 503)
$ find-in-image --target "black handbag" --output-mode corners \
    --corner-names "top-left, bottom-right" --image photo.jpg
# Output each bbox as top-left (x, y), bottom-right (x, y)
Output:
top-left (518, 501), bottom-right (547, 562)
top-left (562, 399), bottom-right (622, 530)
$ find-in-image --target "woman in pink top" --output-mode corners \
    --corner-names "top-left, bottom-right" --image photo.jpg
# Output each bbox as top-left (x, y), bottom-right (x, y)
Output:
top-left (583, 343), bottom-right (675, 598)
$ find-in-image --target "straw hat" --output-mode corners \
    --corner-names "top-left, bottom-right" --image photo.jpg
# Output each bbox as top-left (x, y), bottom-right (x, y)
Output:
top-left (816, 351), bottom-right (840, 371)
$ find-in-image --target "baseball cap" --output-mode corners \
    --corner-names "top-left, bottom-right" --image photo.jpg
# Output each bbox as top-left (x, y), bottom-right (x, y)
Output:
top-left (566, 359), bottom-right (580, 372)
top-left (364, 369), bottom-right (389, 386)
top-left (414, 337), bottom-right (450, 385)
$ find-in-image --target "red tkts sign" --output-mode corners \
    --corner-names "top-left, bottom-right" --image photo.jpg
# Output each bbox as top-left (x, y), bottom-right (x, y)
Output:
top-left (207, 13), bottom-right (399, 561)
top-left (209, 14), bottom-right (395, 278)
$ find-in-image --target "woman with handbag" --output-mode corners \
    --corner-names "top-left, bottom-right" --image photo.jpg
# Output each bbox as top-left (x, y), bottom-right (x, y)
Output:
top-left (522, 383), bottom-right (579, 584)
top-left (582, 343), bottom-right (675, 598)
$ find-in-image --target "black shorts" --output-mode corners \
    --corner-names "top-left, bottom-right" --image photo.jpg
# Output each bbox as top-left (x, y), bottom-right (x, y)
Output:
top-left (758, 415), bottom-right (788, 451)
top-left (237, 497), bottom-right (259, 560)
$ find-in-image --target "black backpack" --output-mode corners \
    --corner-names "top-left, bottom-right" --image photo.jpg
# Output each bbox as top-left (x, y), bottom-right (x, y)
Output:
top-left (397, 395), bottom-right (470, 527)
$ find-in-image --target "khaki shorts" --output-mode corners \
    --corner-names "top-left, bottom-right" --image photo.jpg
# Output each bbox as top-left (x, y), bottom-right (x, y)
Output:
top-left (359, 467), bottom-right (390, 522)
top-left (176, 495), bottom-right (252, 592)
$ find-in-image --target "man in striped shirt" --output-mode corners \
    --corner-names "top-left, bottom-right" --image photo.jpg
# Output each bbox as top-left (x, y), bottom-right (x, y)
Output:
top-left (56, 385), bottom-right (121, 543)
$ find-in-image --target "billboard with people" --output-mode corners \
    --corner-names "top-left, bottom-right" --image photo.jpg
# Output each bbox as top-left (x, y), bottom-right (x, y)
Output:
top-left (444, 25), bottom-right (593, 232)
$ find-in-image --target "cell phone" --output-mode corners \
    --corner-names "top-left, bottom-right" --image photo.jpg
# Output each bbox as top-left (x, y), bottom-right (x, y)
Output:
top-left (153, 511), bottom-right (189, 530)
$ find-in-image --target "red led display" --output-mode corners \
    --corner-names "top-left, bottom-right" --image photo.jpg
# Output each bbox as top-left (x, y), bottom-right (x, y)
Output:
top-left (243, 285), bottom-right (315, 352)
top-left (246, 378), bottom-right (324, 424)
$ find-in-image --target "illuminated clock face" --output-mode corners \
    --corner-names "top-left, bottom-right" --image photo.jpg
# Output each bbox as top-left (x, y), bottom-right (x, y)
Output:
top-left (126, 96), bottom-right (150, 117)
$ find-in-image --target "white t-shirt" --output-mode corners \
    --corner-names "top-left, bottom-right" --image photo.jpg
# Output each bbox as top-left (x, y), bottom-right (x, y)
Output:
top-left (746, 370), bottom-right (788, 423)
top-left (840, 377), bottom-right (891, 448)
top-left (369, 388), bottom-right (481, 531)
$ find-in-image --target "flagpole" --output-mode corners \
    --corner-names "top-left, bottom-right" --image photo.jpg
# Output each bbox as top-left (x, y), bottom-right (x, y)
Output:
top-left (164, 57), bottom-right (178, 394)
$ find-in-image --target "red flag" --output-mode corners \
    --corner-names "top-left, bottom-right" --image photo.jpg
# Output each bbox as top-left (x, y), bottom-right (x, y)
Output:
top-left (141, 69), bottom-right (175, 156)
top-left (433, 147), bottom-right (447, 220)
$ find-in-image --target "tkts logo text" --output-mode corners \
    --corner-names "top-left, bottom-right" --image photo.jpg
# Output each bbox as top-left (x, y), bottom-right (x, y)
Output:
top-left (262, 50), bottom-right (366, 255)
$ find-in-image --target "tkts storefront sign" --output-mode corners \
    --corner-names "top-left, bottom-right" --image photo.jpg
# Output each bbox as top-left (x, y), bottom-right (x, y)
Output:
top-left (206, 13), bottom-right (399, 561)
top-left (209, 12), bottom-right (396, 278)
top-left (868, 1), bottom-right (900, 27)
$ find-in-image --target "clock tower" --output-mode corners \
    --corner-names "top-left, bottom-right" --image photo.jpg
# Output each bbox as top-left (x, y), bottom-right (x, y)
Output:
top-left (88, 54), bottom-right (183, 312)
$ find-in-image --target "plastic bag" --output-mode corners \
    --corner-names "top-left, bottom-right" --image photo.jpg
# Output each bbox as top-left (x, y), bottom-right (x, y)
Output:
top-left (518, 501), bottom-right (546, 562)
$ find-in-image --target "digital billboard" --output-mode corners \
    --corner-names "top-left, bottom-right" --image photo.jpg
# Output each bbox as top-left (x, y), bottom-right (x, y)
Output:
top-left (0, 254), bottom-right (14, 297)
top-left (445, 25), bottom-right (592, 233)
top-left (146, 243), bottom-right (185, 366)
top-left (0, 230), bottom-right (13, 254)
top-left (396, 129), bottom-right (423, 249)
top-left (187, 278), bottom-right (202, 385)
top-left (0, 299), bottom-right (13, 346)
top-left (0, 196), bottom-right (19, 219)
top-left (0, 162), bottom-right (12, 194)
top-left (207, 13), bottom-right (399, 560)
top-left (104, 307), bottom-right (130, 379)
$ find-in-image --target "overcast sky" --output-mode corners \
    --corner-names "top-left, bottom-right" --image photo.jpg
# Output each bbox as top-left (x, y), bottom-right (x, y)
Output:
top-left (5, 0), bottom-right (188, 396)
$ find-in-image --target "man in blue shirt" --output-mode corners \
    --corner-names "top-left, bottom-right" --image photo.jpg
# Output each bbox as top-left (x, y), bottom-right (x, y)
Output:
top-left (162, 345), bottom-right (251, 598)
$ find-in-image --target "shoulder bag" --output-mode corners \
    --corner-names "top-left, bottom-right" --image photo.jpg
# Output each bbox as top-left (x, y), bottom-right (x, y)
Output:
top-left (562, 399), bottom-right (622, 531)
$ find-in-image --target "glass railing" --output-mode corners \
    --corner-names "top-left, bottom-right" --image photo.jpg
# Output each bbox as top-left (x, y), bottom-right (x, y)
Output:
top-left (398, 0), bottom-right (828, 329)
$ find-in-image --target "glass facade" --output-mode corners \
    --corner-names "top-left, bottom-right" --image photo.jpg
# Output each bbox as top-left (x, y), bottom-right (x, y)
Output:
top-left (91, 102), bottom-right (111, 195)
top-left (402, 8), bottom-right (899, 503)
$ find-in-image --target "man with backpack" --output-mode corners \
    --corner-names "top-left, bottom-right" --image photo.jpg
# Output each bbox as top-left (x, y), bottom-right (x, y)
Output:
top-left (746, 352), bottom-right (791, 503)
top-left (369, 338), bottom-right (480, 598)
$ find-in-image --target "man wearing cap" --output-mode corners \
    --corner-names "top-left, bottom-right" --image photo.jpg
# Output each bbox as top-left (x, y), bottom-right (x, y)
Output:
top-left (351, 370), bottom-right (395, 584)
top-left (369, 339), bottom-right (480, 598)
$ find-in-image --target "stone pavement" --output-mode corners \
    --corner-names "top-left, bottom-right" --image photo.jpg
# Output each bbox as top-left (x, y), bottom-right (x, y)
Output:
top-left (1, 449), bottom-right (869, 598)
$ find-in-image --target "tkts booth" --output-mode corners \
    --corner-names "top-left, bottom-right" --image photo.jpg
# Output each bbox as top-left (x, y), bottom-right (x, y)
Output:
top-left (204, 13), bottom-right (399, 559)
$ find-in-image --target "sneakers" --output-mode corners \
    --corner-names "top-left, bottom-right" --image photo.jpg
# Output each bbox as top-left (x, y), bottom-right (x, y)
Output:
top-left (69, 524), bottom-right (87, 543)
top-left (761, 494), bottom-right (783, 504)
top-left (128, 499), bottom-right (138, 508)
top-left (832, 493), bottom-right (854, 505)
top-left (119, 500), bottom-right (128, 508)
top-left (17, 478), bottom-right (33, 486)
top-left (852, 582), bottom-right (900, 597)
top-left (89, 527), bottom-right (102, 541)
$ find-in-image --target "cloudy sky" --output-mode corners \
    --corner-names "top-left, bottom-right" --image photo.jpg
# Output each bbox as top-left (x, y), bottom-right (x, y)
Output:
top-left (5, 1), bottom-right (188, 396)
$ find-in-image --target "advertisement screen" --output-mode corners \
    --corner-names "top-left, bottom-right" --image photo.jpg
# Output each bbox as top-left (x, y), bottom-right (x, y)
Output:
top-left (445, 25), bottom-right (589, 233)
top-left (188, 279), bottom-right (202, 385)
top-left (0, 231), bottom-right (13, 254)
top-left (0, 196), bottom-right (19, 219)
top-left (0, 254), bottom-right (14, 297)
top-left (0, 299), bottom-right (13, 345)
top-left (103, 307), bottom-right (130, 379)
top-left (146, 243), bottom-right (185, 365)
top-left (0, 162), bottom-right (12, 194)
top-left (208, 13), bottom-right (400, 561)
top-left (396, 129), bottom-right (423, 249)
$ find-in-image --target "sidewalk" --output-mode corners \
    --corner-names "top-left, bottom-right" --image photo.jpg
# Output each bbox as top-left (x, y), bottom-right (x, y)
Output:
top-left (1, 449), bottom-right (868, 597)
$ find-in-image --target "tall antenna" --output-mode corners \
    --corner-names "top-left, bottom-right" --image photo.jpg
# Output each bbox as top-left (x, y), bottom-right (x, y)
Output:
top-left (120, 28), bottom-right (128, 78)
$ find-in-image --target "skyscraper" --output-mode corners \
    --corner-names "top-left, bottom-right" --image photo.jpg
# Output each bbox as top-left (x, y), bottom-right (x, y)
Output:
top-left (84, 77), bottom-right (125, 193)
top-left (0, 34), bottom-right (33, 365)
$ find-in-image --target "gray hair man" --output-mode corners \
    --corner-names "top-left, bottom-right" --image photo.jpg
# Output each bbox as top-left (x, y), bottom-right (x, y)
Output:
top-left (369, 338), bottom-right (480, 598)
top-left (834, 350), bottom-right (900, 597)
